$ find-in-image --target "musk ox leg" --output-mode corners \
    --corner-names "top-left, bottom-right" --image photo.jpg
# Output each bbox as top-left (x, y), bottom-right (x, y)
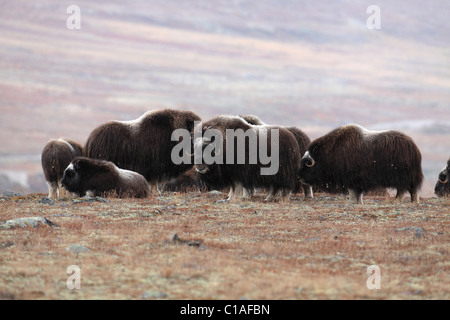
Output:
top-left (278, 189), bottom-right (291, 202)
top-left (264, 186), bottom-right (275, 202)
top-left (148, 181), bottom-right (161, 195)
top-left (242, 187), bottom-right (252, 199)
top-left (59, 185), bottom-right (68, 197)
top-left (303, 184), bottom-right (313, 199)
top-left (46, 181), bottom-right (58, 199)
top-left (348, 189), bottom-right (363, 204)
top-left (395, 190), bottom-right (406, 202)
top-left (219, 183), bottom-right (243, 202)
top-left (409, 188), bottom-right (420, 204)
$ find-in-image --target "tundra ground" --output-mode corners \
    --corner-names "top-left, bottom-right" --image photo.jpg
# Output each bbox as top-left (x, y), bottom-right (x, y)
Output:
top-left (0, 191), bottom-right (448, 300)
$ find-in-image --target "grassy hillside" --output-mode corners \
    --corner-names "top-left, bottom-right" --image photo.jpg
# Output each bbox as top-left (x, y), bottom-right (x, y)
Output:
top-left (0, 192), bottom-right (448, 300)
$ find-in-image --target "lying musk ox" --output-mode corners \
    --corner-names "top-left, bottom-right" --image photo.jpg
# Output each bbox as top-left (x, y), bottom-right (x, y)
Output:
top-left (161, 167), bottom-right (212, 192)
top-left (240, 115), bottom-right (313, 198)
top-left (41, 138), bottom-right (84, 198)
top-left (434, 158), bottom-right (450, 197)
top-left (84, 109), bottom-right (201, 193)
top-left (193, 115), bottom-right (301, 201)
top-left (298, 124), bottom-right (423, 204)
top-left (61, 157), bottom-right (149, 198)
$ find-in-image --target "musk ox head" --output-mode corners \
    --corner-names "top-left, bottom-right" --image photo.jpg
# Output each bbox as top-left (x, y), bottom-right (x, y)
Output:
top-left (298, 151), bottom-right (322, 186)
top-left (434, 159), bottom-right (450, 197)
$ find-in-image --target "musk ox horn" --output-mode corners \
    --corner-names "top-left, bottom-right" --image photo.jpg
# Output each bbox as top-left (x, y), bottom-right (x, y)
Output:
top-left (305, 157), bottom-right (315, 168)
top-left (185, 150), bottom-right (195, 157)
top-left (439, 176), bottom-right (448, 184)
top-left (303, 152), bottom-right (315, 168)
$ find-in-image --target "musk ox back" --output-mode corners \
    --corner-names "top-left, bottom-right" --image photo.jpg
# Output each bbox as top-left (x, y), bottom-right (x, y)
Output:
top-left (193, 115), bottom-right (301, 201)
top-left (299, 124), bottom-right (423, 204)
top-left (434, 158), bottom-right (450, 197)
top-left (41, 138), bottom-right (83, 198)
top-left (84, 109), bottom-right (201, 192)
top-left (61, 157), bottom-right (149, 198)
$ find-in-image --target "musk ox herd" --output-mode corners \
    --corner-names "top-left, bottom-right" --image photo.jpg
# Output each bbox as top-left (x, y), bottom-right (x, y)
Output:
top-left (41, 108), bottom-right (449, 203)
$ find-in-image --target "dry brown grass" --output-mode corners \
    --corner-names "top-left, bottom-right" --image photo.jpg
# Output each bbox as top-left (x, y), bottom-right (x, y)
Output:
top-left (0, 192), bottom-right (448, 300)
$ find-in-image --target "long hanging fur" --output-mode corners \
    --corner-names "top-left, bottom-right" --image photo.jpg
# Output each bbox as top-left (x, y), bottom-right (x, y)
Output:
top-left (41, 138), bottom-right (83, 198)
top-left (84, 109), bottom-right (201, 188)
top-left (194, 115), bottom-right (301, 201)
top-left (299, 124), bottom-right (423, 203)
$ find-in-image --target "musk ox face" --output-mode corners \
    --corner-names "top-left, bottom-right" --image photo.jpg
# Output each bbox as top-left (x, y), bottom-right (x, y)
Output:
top-left (61, 162), bottom-right (82, 194)
top-left (299, 151), bottom-right (323, 186)
top-left (434, 161), bottom-right (450, 197)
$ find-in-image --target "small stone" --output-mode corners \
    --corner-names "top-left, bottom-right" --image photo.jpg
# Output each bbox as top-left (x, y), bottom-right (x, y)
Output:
top-left (39, 197), bottom-right (55, 205)
top-left (170, 233), bottom-right (179, 242)
top-left (141, 290), bottom-right (167, 299)
top-left (66, 244), bottom-right (90, 254)
top-left (2, 191), bottom-right (25, 197)
top-left (0, 217), bottom-right (59, 230)
top-left (414, 228), bottom-right (425, 239)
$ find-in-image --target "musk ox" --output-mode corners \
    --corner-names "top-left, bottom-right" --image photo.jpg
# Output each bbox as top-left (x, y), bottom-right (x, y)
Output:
top-left (61, 157), bottom-right (149, 198)
top-left (161, 167), bottom-right (212, 192)
top-left (434, 158), bottom-right (450, 197)
top-left (84, 108), bottom-right (201, 193)
top-left (41, 138), bottom-right (84, 198)
top-left (193, 115), bottom-right (301, 201)
top-left (299, 124), bottom-right (423, 204)
top-left (240, 115), bottom-right (313, 198)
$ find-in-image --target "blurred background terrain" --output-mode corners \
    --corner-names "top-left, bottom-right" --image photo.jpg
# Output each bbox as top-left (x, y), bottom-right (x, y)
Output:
top-left (0, 0), bottom-right (448, 196)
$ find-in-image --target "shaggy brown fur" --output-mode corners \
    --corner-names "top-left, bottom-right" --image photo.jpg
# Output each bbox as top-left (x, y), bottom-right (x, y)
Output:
top-left (41, 138), bottom-right (84, 198)
top-left (61, 157), bottom-right (149, 198)
top-left (299, 124), bottom-right (423, 204)
top-left (193, 115), bottom-right (301, 201)
top-left (84, 109), bottom-right (201, 193)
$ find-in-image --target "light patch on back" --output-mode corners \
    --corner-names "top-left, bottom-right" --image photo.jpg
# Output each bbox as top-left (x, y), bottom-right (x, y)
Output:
top-left (117, 167), bottom-right (141, 182)
top-left (117, 112), bottom-right (149, 133)
top-left (350, 124), bottom-right (387, 138)
top-left (60, 139), bottom-right (76, 153)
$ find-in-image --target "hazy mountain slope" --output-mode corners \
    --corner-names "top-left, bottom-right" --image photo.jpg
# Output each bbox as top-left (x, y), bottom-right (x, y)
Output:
top-left (0, 0), bottom-right (449, 195)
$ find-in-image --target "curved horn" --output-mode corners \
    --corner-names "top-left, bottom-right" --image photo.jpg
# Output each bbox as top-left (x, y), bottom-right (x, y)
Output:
top-left (305, 157), bottom-right (315, 168)
top-left (439, 176), bottom-right (448, 184)
top-left (303, 151), bottom-right (316, 168)
top-left (185, 150), bottom-right (195, 157)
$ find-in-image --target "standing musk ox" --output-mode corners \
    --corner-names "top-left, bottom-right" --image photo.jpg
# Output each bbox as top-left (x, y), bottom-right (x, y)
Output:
top-left (61, 157), bottom-right (149, 198)
top-left (299, 124), bottom-right (423, 204)
top-left (84, 109), bottom-right (201, 193)
top-left (193, 115), bottom-right (301, 201)
top-left (240, 115), bottom-right (313, 198)
top-left (41, 138), bottom-right (83, 198)
top-left (434, 158), bottom-right (450, 197)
